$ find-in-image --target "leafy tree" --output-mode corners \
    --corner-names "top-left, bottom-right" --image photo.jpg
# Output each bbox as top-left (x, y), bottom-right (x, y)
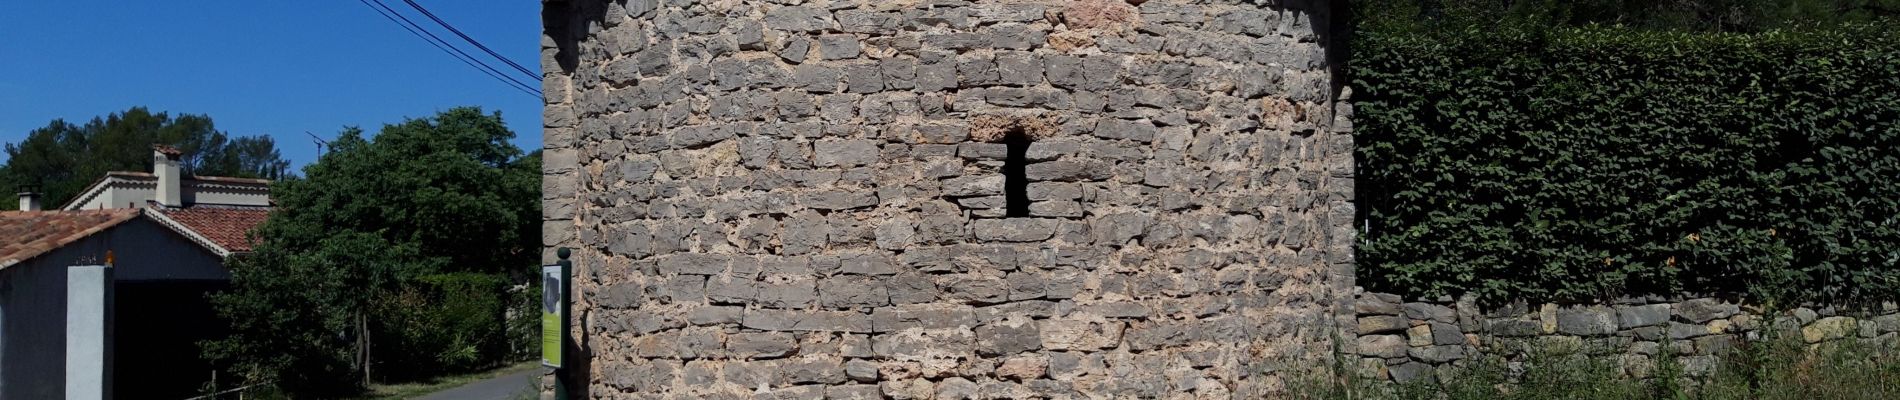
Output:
top-left (0, 107), bottom-right (291, 209)
top-left (206, 107), bottom-right (539, 396)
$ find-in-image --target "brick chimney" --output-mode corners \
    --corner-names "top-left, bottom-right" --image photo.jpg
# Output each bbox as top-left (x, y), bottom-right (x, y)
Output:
top-left (154, 144), bottom-right (183, 207)
top-left (16, 191), bottom-right (38, 211)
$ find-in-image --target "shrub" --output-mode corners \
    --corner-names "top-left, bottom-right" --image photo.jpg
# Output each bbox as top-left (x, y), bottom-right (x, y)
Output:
top-left (375, 273), bottom-right (510, 380)
top-left (505, 270), bottom-right (542, 361)
top-left (1352, 23), bottom-right (1900, 303)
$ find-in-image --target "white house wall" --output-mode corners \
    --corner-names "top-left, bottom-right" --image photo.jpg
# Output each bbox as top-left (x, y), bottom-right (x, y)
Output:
top-left (0, 217), bottom-right (228, 399)
top-left (181, 184), bottom-right (269, 207)
top-left (67, 178), bottom-right (268, 210)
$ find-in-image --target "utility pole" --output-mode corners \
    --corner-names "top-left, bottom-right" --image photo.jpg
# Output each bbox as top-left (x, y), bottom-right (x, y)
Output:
top-left (305, 131), bottom-right (329, 155)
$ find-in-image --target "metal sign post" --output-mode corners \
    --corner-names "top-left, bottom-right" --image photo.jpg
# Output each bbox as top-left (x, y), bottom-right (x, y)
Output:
top-left (543, 248), bottom-right (571, 400)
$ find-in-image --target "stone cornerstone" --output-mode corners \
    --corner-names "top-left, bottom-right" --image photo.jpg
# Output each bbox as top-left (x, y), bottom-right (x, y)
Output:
top-left (540, 0), bottom-right (1352, 397)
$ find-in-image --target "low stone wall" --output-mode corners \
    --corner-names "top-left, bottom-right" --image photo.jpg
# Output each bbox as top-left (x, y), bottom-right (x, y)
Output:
top-left (1350, 290), bottom-right (1900, 384)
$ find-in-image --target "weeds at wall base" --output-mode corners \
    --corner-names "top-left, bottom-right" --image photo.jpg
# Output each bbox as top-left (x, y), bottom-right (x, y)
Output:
top-left (1297, 336), bottom-right (1900, 400)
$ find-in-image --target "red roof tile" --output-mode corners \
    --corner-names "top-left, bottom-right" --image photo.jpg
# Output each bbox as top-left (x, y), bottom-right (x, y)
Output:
top-left (190, 175), bottom-right (273, 185)
top-left (0, 209), bottom-right (140, 268)
top-left (154, 144), bottom-right (182, 157)
top-left (157, 207), bottom-right (271, 253)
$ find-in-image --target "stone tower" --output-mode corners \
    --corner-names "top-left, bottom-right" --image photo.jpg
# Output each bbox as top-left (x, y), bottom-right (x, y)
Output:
top-left (540, 0), bottom-right (1354, 397)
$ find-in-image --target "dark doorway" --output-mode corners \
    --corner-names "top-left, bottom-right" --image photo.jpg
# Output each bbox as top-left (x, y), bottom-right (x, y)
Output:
top-left (115, 280), bottom-right (229, 400)
top-left (1004, 131), bottom-right (1031, 217)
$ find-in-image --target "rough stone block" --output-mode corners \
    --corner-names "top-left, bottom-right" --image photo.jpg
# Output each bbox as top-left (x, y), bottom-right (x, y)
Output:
top-left (881, 379), bottom-right (935, 400)
top-left (727, 332), bottom-right (798, 359)
top-left (814, 139), bottom-right (882, 167)
top-left (1409, 345), bottom-right (1465, 363)
top-left (840, 252), bottom-right (899, 275)
top-left (976, 319), bottom-right (1042, 356)
top-left (1406, 324), bottom-right (1433, 347)
top-left (1028, 201), bottom-right (1083, 217)
top-left (943, 175), bottom-right (1004, 197)
top-left (1388, 362), bottom-right (1433, 384)
top-left (1876, 314), bottom-right (1900, 333)
top-left (828, 384), bottom-right (882, 399)
top-left (1669, 322), bottom-right (1715, 340)
top-left (1618, 304), bottom-right (1671, 329)
top-left (1087, 212), bottom-right (1152, 245)
top-left (1357, 315), bottom-right (1407, 335)
top-left (1402, 302), bottom-right (1455, 323)
top-left (1025, 159), bottom-right (1112, 181)
top-left (688, 305), bottom-right (744, 325)
top-left (764, 6), bottom-right (835, 32)
top-left (800, 188), bottom-right (878, 210)
top-left (882, 273), bottom-right (940, 305)
top-left (1429, 322), bottom-right (1465, 346)
top-left (1676, 298), bottom-right (1740, 323)
top-left (818, 34), bottom-right (863, 60)
top-left (874, 328), bottom-right (975, 359)
top-left (821, 277), bottom-right (891, 308)
top-left (756, 280), bottom-right (818, 308)
top-left (972, 218), bottom-right (1058, 242)
top-left (843, 359), bottom-right (880, 383)
top-left (1094, 119), bottom-right (1157, 142)
top-left (1556, 307), bottom-right (1617, 336)
top-left (1804, 316), bottom-right (1858, 343)
top-left (1357, 334), bottom-right (1406, 358)
top-left (1040, 319), bottom-right (1124, 351)
top-left (1488, 319), bottom-right (1541, 337)
top-left (783, 358), bottom-right (847, 384)
top-left (996, 354), bottom-right (1050, 381)
top-left (1355, 295), bottom-right (1401, 316)
top-left (743, 309), bottom-right (873, 332)
top-left (873, 304), bottom-right (977, 332)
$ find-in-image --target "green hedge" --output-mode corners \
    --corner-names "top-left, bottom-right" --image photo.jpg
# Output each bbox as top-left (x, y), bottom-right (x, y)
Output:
top-left (1352, 24), bottom-right (1900, 303)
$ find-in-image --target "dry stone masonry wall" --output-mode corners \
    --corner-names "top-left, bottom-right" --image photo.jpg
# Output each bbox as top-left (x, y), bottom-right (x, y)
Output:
top-left (541, 0), bottom-right (1352, 398)
top-left (1350, 291), bottom-right (1900, 385)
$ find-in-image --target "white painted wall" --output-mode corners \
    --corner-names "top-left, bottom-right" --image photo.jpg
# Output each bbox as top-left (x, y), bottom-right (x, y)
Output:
top-left (65, 265), bottom-right (110, 400)
top-left (64, 177), bottom-right (268, 210)
top-left (181, 182), bottom-right (270, 207)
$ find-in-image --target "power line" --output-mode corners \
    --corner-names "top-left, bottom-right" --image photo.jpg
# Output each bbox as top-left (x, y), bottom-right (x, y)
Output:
top-left (361, 0), bottom-right (540, 97)
top-left (400, 0), bottom-right (539, 82)
top-left (304, 131), bottom-right (329, 155)
top-left (355, 0), bottom-right (542, 99)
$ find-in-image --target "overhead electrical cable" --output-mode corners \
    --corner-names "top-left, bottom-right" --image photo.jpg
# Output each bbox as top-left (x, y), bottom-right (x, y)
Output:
top-left (362, 0), bottom-right (540, 97)
top-left (355, 0), bottom-right (542, 99)
top-left (400, 0), bottom-right (540, 82)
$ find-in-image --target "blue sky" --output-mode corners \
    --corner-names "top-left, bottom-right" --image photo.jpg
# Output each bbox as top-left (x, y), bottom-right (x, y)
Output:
top-left (0, 1), bottom-right (543, 169)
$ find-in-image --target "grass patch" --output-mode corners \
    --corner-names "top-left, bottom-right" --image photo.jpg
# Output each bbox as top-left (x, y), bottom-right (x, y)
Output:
top-left (345, 361), bottom-right (540, 400)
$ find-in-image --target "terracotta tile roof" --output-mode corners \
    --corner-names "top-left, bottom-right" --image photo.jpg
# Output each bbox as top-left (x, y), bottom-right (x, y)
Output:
top-left (59, 171), bottom-right (272, 210)
top-left (190, 175), bottom-right (273, 185)
top-left (156, 206), bottom-right (271, 253)
top-left (0, 209), bottom-right (140, 269)
top-left (154, 144), bottom-right (182, 157)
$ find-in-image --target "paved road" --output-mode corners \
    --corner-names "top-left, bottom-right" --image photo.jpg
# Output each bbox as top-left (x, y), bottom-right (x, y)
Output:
top-left (414, 369), bottom-right (539, 400)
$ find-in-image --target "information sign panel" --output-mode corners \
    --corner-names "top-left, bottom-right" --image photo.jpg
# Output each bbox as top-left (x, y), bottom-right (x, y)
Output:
top-left (541, 265), bottom-right (563, 368)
